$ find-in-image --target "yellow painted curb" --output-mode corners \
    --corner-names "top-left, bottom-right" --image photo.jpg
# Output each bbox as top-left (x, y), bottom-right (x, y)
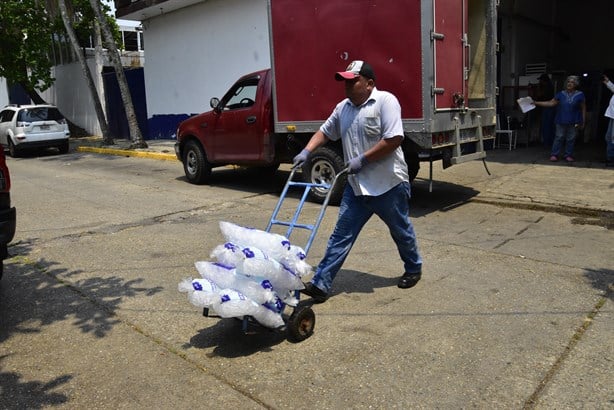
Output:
top-left (77, 146), bottom-right (178, 161)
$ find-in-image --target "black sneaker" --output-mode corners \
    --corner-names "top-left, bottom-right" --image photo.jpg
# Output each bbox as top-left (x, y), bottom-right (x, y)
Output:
top-left (300, 283), bottom-right (328, 303)
top-left (398, 272), bottom-right (421, 289)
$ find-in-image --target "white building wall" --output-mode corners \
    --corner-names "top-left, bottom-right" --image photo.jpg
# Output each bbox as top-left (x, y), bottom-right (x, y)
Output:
top-left (41, 60), bottom-right (103, 136)
top-left (142, 0), bottom-right (269, 117)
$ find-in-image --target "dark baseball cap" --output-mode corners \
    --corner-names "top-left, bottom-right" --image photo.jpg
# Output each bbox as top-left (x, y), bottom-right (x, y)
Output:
top-left (335, 60), bottom-right (376, 81)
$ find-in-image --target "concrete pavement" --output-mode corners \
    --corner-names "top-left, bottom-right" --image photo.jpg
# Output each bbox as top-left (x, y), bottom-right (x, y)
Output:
top-left (56, 136), bottom-right (613, 408)
top-left (73, 136), bottom-right (614, 215)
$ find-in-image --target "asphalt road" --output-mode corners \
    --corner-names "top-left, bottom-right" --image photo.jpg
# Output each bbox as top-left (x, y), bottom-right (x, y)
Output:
top-left (0, 148), bottom-right (611, 409)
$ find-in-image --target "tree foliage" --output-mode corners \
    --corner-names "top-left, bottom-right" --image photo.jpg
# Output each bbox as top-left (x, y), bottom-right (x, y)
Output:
top-left (0, 0), bottom-right (121, 103)
top-left (59, 0), bottom-right (122, 50)
top-left (0, 0), bottom-right (55, 101)
top-left (1, 0), bottom-right (141, 144)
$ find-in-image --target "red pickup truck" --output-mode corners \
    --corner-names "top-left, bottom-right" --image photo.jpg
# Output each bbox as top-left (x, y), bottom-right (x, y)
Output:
top-left (174, 0), bottom-right (497, 204)
top-left (175, 68), bottom-right (353, 203)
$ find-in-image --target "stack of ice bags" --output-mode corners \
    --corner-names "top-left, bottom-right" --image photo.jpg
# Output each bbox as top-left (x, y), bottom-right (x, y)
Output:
top-left (178, 221), bottom-right (312, 329)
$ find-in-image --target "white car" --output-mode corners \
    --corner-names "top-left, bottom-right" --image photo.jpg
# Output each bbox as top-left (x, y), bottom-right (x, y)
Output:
top-left (0, 104), bottom-right (70, 157)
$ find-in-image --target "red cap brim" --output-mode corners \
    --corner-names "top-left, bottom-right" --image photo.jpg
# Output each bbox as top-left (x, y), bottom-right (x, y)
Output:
top-left (335, 71), bottom-right (359, 81)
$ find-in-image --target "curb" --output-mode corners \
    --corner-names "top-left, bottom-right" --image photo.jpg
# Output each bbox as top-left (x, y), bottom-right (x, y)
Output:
top-left (471, 197), bottom-right (614, 228)
top-left (76, 146), bottom-right (177, 161)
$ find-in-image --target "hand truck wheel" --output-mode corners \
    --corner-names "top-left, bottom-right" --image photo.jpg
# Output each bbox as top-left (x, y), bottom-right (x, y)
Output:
top-left (287, 305), bottom-right (315, 342)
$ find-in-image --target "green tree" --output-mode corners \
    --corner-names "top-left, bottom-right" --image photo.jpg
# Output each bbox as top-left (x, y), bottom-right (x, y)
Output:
top-left (0, 0), bottom-right (55, 103)
top-left (1, 0), bottom-right (143, 146)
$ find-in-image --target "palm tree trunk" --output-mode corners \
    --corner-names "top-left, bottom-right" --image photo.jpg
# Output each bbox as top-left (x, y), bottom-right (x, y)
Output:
top-left (89, 0), bottom-right (147, 148)
top-left (58, 0), bottom-right (113, 145)
top-left (93, 19), bottom-right (107, 139)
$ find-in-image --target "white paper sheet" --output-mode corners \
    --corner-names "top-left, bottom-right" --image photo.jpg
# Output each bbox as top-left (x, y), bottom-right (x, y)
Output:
top-left (517, 96), bottom-right (535, 114)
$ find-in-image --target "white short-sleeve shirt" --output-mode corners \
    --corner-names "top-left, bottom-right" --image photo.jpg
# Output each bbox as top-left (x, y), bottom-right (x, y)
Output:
top-left (320, 87), bottom-right (409, 196)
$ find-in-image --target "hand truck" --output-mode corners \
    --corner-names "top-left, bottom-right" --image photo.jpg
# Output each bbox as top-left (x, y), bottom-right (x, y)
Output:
top-left (204, 166), bottom-right (347, 342)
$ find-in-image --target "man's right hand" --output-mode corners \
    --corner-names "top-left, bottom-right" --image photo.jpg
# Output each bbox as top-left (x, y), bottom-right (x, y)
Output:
top-left (293, 149), bottom-right (310, 168)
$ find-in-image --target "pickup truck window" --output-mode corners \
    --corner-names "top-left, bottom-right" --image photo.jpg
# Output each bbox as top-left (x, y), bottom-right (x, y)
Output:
top-left (223, 78), bottom-right (259, 110)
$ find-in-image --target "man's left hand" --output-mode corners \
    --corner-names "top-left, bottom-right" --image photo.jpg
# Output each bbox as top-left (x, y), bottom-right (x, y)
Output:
top-left (347, 153), bottom-right (368, 174)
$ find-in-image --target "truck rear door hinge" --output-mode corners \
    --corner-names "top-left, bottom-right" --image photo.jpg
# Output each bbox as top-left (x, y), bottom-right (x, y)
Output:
top-left (431, 31), bottom-right (445, 41)
top-left (432, 87), bottom-right (445, 95)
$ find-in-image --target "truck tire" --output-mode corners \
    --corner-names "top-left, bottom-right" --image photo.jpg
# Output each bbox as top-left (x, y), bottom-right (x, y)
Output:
top-left (302, 146), bottom-right (346, 205)
top-left (182, 140), bottom-right (212, 184)
top-left (404, 150), bottom-right (420, 182)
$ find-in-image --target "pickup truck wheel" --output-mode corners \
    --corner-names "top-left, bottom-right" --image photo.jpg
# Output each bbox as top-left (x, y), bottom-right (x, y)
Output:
top-left (404, 150), bottom-right (420, 182)
top-left (302, 146), bottom-right (346, 205)
top-left (183, 140), bottom-right (211, 184)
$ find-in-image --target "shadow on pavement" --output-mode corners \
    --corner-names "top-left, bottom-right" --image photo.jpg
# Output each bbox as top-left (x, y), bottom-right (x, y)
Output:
top-left (332, 269), bottom-right (399, 299)
top-left (411, 179), bottom-right (480, 218)
top-left (0, 240), bottom-right (167, 406)
top-left (485, 141), bottom-right (607, 168)
top-left (0, 354), bottom-right (71, 408)
top-left (174, 167), bottom-right (289, 198)
top-left (0, 240), bottom-right (164, 343)
top-left (584, 267), bottom-right (614, 302)
top-left (176, 166), bottom-right (481, 220)
top-left (188, 317), bottom-right (286, 357)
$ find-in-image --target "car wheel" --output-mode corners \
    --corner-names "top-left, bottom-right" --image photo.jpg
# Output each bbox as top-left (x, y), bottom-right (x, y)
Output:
top-left (58, 140), bottom-right (69, 154)
top-left (183, 140), bottom-right (212, 184)
top-left (8, 139), bottom-right (20, 158)
top-left (302, 146), bottom-right (346, 205)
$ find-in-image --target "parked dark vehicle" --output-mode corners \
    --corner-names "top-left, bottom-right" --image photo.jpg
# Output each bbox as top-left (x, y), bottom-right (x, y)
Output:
top-left (0, 148), bottom-right (16, 278)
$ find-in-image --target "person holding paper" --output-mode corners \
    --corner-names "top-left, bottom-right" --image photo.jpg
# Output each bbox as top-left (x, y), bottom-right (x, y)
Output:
top-left (535, 74), bottom-right (556, 149)
top-left (533, 75), bottom-right (586, 162)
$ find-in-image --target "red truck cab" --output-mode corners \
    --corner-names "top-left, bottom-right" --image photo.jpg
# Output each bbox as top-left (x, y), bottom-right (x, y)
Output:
top-left (175, 70), bottom-right (282, 181)
top-left (175, 69), bottom-right (345, 203)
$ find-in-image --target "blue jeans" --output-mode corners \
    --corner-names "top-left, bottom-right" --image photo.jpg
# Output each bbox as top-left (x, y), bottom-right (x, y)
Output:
top-left (311, 181), bottom-right (422, 294)
top-left (551, 124), bottom-right (577, 158)
top-left (541, 107), bottom-right (556, 149)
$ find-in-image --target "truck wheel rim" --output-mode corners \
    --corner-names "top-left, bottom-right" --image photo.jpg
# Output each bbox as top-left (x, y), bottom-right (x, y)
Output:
top-left (310, 159), bottom-right (334, 193)
top-left (186, 151), bottom-right (197, 175)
